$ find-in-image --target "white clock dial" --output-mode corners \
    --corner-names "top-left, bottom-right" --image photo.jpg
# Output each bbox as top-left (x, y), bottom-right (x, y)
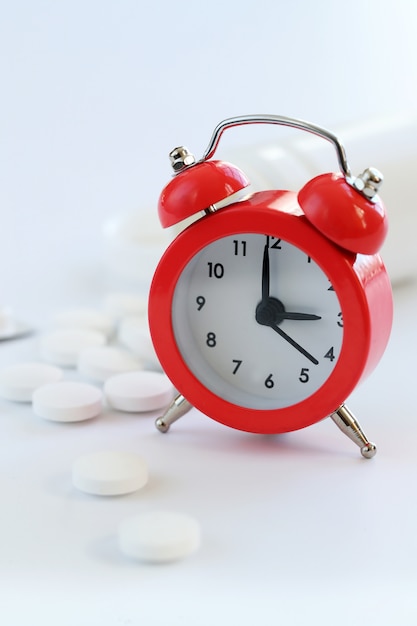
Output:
top-left (172, 233), bottom-right (343, 410)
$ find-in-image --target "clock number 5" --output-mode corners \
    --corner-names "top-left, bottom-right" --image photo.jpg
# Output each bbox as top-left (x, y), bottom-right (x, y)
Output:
top-left (299, 368), bottom-right (310, 383)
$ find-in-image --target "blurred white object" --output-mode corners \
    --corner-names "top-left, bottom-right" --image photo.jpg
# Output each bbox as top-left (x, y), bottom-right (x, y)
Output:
top-left (102, 210), bottom-right (171, 290)
top-left (0, 307), bottom-right (32, 340)
top-left (222, 112), bottom-right (417, 284)
top-left (103, 113), bottom-right (416, 288)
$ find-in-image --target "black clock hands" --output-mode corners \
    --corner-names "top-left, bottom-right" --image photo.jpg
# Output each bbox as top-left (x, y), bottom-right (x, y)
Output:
top-left (277, 311), bottom-right (321, 321)
top-left (261, 239), bottom-right (270, 304)
top-left (257, 237), bottom-right (320, 364)
top-left (268, 322), bottom-right (319, 365)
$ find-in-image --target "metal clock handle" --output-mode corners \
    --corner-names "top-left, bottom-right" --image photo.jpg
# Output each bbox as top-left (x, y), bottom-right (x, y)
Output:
top-left (200, 114), bottom-right (352, 179)
top-left (199, 114), bottom-right (383, 199)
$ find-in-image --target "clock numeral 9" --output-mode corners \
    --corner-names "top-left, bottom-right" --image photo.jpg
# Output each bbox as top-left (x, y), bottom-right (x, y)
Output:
top-left (264, 374), bottom-right (275, 389)
top-left (196, 296), bottom-right (206, 310)
top-left (206, 332), bottom-right (217, 347)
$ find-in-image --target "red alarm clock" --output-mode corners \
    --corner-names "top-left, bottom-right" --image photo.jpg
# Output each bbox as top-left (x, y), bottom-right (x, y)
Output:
top-left (148, 115), bottom-right (393, 458)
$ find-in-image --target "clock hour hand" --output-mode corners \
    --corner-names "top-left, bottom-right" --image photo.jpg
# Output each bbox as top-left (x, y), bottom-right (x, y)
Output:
top-left (277, 311), bottom-right (321, 321)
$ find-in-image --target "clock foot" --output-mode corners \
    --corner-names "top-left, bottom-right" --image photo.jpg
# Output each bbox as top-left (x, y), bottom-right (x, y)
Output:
top-left (330, 404), bottom-right (377, 459)
top-left (155, 394), bottom-right (193, 433)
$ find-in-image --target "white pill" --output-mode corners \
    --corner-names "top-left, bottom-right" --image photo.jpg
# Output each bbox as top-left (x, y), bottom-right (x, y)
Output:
top-left (32, 381), bottom-right (102, 422)
top-left (77, 346), bottom-right (142, 382)
top-left (103, 293), bottom-right (147, 319)
top-left (40, 329), bottom-right (107, 367)
top-left (118, 511), bottom-right (201, 563)
top-left (118, 315), bottom-right (160, 368)
top-left (104, 370), bottom-right (173, 412)
top-left (0, 362), bottom-right (63, 402)
top-left (72, 450), bottom-right (148, 496)
top-left (53, 308), bottom-right (114, 337)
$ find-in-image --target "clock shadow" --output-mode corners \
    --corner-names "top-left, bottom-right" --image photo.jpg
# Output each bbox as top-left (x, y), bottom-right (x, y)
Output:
top-left (229, 431), bottom-right (346, 460)
top-left (167, 419), bottom-right (351, 461)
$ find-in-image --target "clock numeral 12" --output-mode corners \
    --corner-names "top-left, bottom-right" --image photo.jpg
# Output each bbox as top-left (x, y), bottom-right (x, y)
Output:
top-left (268, 236), bottom-right (282, 249)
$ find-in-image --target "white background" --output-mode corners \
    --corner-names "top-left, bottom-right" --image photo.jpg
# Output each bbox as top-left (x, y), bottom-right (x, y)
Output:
top-left (1, 1), bottom-right (417, 624)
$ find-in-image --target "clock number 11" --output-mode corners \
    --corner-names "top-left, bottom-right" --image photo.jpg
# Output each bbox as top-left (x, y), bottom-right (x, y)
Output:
top-left (233, 240), bottom-right (247, 256)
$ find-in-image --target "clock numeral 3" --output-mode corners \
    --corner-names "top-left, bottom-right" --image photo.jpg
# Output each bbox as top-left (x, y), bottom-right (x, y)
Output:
top-left (337, 312), bottom-right (343, 327)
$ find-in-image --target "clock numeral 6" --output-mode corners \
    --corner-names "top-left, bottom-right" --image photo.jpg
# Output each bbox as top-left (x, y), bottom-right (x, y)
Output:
top-left (264, 374), bottom-right (275, 389)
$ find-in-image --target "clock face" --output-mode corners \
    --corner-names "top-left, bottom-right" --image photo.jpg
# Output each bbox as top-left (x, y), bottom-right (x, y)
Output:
top-left (172, 233), bottom-right (344, 410)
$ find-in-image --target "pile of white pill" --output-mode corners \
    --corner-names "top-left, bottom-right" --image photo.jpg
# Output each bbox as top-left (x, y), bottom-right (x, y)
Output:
top-left (0, 292), bottom-right (201, 564)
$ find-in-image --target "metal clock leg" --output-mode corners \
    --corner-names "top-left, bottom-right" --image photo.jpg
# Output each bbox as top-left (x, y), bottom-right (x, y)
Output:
top-left (330, 404), bottom-right (377, 458)
top-left (155, 394), bottom-right (193, 433)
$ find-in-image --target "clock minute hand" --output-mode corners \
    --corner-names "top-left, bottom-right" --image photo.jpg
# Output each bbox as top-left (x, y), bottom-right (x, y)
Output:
top-left (269, 322), bottom-right (319, 365)
top-left (261, 240), bottom-right (270, 303)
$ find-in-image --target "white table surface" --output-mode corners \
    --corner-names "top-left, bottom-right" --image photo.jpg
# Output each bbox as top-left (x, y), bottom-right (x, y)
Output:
top-left (1, 2), bottom-right (417, 624)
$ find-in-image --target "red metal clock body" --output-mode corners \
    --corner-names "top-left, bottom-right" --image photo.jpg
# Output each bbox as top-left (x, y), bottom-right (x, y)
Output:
top-left (148, 115), bottom-right (393, 457)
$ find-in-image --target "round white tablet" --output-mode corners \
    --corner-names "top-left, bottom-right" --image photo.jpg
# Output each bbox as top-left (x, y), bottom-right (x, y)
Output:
top-left (0, 362), bottom-right (63, 402)
top-left (72, 450), bottom-right (148, 496)
top-left (104, 370), bottom-right (173, 412)
top-left (118, 315), bottom-right (161, 369)
top-left (118, 511), bottom-right (201, 563)
top-left (40, 329), bottom-right (107, 367)
top-left (77, 346), bottom-right (142, 382)
top-left (53, 308), bottom-right (114, 337)
top-left (32, 381), bottom-right (102, 422)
